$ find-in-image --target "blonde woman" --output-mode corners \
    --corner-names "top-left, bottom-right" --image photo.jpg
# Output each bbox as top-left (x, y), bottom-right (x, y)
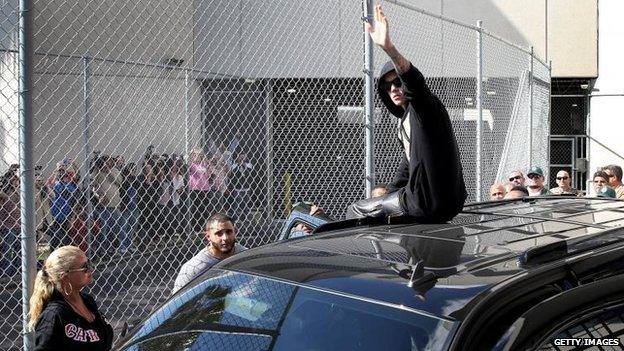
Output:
top-left (29, 246), bottom-right (112, 350)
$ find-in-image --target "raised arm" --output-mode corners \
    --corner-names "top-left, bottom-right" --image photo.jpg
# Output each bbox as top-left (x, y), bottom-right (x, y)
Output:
top-left (366, 4), bottom-right (410, 74)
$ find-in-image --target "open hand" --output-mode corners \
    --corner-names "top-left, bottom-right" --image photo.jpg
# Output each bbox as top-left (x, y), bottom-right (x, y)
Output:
top-left (366, 4), bottom-right (392, 50)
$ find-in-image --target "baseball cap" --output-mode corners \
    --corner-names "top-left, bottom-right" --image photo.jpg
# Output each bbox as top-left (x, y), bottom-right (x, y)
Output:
top-left (527, 166), bottom-right (544, 177)
top-left (597, 186), bottom-right (616, 198)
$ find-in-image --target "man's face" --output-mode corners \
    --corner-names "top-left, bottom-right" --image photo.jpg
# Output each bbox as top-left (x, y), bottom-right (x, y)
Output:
top-left (556, 171), bottom-right (571, 189)
top-left (104, 158), bottom-right (114, 170)
top-left (371, 187), bottom-right (388, 198)
top-left (527, 173), bottom-right (544, 188)
top-left (508, 171), bottom-right (525, 186)
top-left (489, 184), bottom-right (505, 200)
top-left (206, 220), bottom-right (237, 256)
top-left (593, 176), bottom-right (608, 193)
top-left (604, 169), bottom-right (618, 186)
top-left (35, 172), bottom-right (44, 187)
top-left (383, 72), bottom-right (407, 107)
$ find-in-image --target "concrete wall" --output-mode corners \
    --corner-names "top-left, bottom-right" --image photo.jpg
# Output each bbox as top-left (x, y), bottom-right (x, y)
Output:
top-left (588, 0), bottom-right (624, 187)
top-left (0, 50), bottom-right (18, 173)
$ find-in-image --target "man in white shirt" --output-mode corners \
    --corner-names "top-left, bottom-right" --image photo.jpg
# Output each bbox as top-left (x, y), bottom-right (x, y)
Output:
top-left (172, 213), bottom-right (246, 294)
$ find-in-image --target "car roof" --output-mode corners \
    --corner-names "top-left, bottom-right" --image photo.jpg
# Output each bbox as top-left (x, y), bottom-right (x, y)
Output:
top-left (219, 197), bottom-right (624, 321)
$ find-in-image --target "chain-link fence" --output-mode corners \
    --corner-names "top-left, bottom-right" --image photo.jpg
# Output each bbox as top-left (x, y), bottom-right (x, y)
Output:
top-left (550, 94), bottom-right (588, 192)
top-left (1, 0), bottom-right (550, 349)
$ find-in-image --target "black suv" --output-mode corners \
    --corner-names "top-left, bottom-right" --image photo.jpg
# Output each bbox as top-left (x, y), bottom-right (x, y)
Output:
top-left (117, 197), bottom-right (624, 350)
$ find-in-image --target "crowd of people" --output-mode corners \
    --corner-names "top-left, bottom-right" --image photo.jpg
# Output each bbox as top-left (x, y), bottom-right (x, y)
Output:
top-left (0, 144), bottom-right (255, 274)
top-left (489, 164), bottom-right (624, 201)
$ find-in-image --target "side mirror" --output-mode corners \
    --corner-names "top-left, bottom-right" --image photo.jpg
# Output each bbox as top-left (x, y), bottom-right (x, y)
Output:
top-left (279, 210), bottom-right (330, 240)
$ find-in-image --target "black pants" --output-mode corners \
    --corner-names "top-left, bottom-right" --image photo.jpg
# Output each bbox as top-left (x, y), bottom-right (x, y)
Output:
top-left (190, 190), bottom-right (215, 232)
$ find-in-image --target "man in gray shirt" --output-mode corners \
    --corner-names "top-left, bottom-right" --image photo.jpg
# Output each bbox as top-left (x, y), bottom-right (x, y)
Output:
top-left (172, 213), bottom-right (246, 294)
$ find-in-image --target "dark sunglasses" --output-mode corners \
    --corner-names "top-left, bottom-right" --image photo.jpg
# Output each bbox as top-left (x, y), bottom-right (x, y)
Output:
top-left (67, 259), bottom-right (93, 273)
top-left (556, 176), bottom-right (569, 180)
top-left (383, 77), bottom-right (402, 91)
top-left (527, 174), bottom-right (542, 179)
top-left (508, 175), bottom-right (522, 182)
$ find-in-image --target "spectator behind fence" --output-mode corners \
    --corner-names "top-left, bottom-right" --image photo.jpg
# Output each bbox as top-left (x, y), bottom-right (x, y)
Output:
top-left (49, 169), bottom-right (78, 250)
top-left (526, 166), bottom-right (548, 196)
top-left (119, 163), bottom-right (139, 253)
top-left (1, 190), bottom-right (21, 275)
top-left (169, 159), bottom-right (186, 235)
top-left (507, 170), bottom-right (525, 187)
top-left (371, 184), bottom-right (389, 198)
top-left (347, 4), bottom-right (466, 220)
top-left (34, 166), bottom-right (53, 240)
top-left (603, 164), bottom-right (624, 199)
top-left (489, 183), bottom-right (506, 200)
top-left (29, 246), bottom-right (113, 350)
top-left (92, 156), bottom-right (122, 255)
top-left (137, 163), bottom-right (161, 247)
top-left (211, 152), bottom-right (231, 214)
top-left (549, 170), bottom-right (580, 196)
top-left (592, 170), bottom-right (611, 197)
top-left (68, 201), bottom-right (100, 253)
top-left (188, 148), bottom-right (214, 232)
top-left (229, 152), bottom-right (253, 222)
top-left (156, 159), bottom-right (173, 239)
top-left (505, 185), bottom-right (529, 199)
top-left (172, 213), bottom-right (246, 295)
top-left (2, 170), bottom-right (20, 206)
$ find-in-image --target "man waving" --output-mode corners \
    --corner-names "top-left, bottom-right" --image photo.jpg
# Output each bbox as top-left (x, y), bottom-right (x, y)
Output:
top-left (347, 4), bottom-right (467, 222)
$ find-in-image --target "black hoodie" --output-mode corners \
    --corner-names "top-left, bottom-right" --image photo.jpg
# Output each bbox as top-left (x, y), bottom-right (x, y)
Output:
top-left (34, 289), bottom-right (113, 351)
top-left (378, 61), bottom-right (467, 222)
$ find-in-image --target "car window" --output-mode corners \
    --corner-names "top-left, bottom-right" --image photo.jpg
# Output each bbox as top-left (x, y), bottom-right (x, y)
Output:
top-left (120, 269), bottom-right (456, 350)
top-left (535, 303), bottom-right (624, 350)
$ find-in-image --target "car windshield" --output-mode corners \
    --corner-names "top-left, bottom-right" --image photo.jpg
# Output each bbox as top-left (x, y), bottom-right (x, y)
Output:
top-left (119, 269), bottom-right (457, 351)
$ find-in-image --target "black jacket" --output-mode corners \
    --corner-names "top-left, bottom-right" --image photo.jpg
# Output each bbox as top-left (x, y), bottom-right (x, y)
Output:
top-left (378, 61), bottom-right (467, 222)
top-left (34, 290), bottom-right (113, 351)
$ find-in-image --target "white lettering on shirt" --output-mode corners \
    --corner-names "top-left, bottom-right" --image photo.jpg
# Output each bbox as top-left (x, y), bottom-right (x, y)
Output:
top-left (64, 323), bottom-right (100, 342)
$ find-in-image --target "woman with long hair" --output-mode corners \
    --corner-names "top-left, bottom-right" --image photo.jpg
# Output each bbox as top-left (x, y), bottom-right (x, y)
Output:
top-left (29, 245), bottom-right (113, 350)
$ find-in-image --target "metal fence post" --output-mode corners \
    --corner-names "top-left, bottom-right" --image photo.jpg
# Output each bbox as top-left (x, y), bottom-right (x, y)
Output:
top-left (18, 0), bottom-right (36, 348)
top-left (184, 70), bottom-right (192, 237)
top-left (265, 81), bottom-right (274, 219)
top-left (82, 54), bottom-right (94, 259)
top-left (475, 20), bottom-right (483, 202)
top-left (528, 46), bottom-right (534, 166)
top-left (184, 70), bottom-right (190, 158)
top-left (548, 60), bottom-right (552, 181)
top-left (363, 0), bottom-right (375, 198)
